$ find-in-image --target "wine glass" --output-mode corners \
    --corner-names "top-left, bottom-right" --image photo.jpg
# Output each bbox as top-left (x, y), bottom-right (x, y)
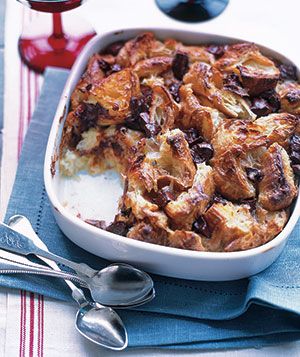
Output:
top-left (155, 0), bottom-right (229, 23)
top-left (17, 0), bottom-right (96, 73)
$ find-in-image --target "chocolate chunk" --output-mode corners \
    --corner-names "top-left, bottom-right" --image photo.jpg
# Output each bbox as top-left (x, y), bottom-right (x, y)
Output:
top-left (191, 142), bottom-right (214, 164)
top-left (245, 167), bottom-right (264, 182)
top-left (207, 45), bottom-right (225, 58)
top-left (125, 88), bottom-right (159, 136)
top-left (192, 216), bottom-right (211, 238)
top-left (270, 151), bottom-right (291, 204)
top-left (290, 150), bottom-right (300, 164)
top-left (85, 83), bottom-right (92, 91)
top-left (183, 128), bottom-right (204, 147)
top-left (130, 91), bottom-right (152, 117)
top-left (239, 198), bottom-right (257, 214)
top-left (238, 65), bottom-right (279, 96)
top-left (288, 136), bottom-right (300, 167)
top-left (223, 73), bottom-right (248, 97)
top-left (98, 59), bottom-right (122, 76)
top-left (213, 194), bottom-right (227, 205)
top-left (102, 40), bottom-right (125, 56)
top-left (139, 112), bottom-right (160, 137)
top-left (149, 187), bottom-right (175, 208)
top-left (97, 59), bottom-right (111, 73)
top-left (141, 85), bottom-right (153, 107)
top-left (286, 89), bottom-right (300, 103)
top-left (292, 164), bottom-right (300, 176)
top-left (278, 64), bottom-right (298, 81)
top-left (120, 207), bottom-right (132, 217)
top-left (111, 142), bottom-right (123, 156)
top-left (69, 131), bottom-right (82, 149)
top-left (75, 102), bottom-right (108, 131)
top-left (250, 89), bottom-right (280, 116)
top-left (262, 89), bottom-right (281, 108)
top-left (172, 52), bottom-right (189, 80)
top-left (106, 221), bottom-right (128, 236)
top-left (290, 134), bottom-right (300, 152)
top-left (250, 97), bottom-right (271, 116)
top-left (168, 82), bottom-right (181, 103)
top-left (85, 219), bottom-right (107, 229)
top-left (124, 115), bottom-right (141, 131)
top-left (126, 111), bottom-right (159, 138)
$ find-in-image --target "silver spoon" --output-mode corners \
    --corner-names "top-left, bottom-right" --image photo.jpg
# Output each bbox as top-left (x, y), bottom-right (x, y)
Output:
top-left (6, 217), bottom-right (127, 350)
top-left (0, 255), bottom-right (155, 309)
top-left (7, 215), bottom-right (155, 307)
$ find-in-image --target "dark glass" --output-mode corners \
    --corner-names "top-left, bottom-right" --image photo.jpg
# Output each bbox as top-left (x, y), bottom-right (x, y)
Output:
top-left (155, 0), bottom-right (229, 23)
top-left (17, 0), bottom-right (96, 73)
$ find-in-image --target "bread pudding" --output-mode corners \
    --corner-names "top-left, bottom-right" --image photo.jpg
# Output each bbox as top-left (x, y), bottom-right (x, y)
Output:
top-left (59, 32), bottom-right (300, 252)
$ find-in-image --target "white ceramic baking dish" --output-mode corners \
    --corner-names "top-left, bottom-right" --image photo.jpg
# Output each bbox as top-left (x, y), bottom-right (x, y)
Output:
top-left (44, 28), bottom-right (300, 281)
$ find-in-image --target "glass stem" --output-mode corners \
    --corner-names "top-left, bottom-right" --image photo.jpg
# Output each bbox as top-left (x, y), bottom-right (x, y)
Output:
top-left (48, 13), bottom-right (67, 51)
top-left (53, 13), bottom-right (64, 38)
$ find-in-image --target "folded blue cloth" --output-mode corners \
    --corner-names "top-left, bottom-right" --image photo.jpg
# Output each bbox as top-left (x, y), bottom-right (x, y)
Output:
top-left (3, 68), bottom-right (300, 350)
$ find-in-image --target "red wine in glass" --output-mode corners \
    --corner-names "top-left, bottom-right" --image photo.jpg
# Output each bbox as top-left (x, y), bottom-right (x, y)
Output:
top-left (17, 0), bottom-right (96, 73)
top-left (155, 0), bottom-right (229, 23)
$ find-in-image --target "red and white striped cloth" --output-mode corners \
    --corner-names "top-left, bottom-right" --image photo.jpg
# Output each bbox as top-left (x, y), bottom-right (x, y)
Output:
top-left (1, 6), bottom-right (45, 357)
top-left (1, 1), bottom-right (300, 356)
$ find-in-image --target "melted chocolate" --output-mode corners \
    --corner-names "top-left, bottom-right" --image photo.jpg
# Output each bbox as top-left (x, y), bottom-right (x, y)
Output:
top-left (250, 89), bottom-right (280, 116)
top-left (172, 52), bottom-right (189, 80)
top-left (102, 40), bottom-right (125, 56)
top-left (183, 128), bottom-right (204, 147)
top-left (224, 73), bottom-right (248, 97)
top-left (191, 142), bottom-right (214, 164)
top-left (192, 216), bottom-right (211, 238)
top-left (278, 64), bottom-right (298, 81)
top-left (106, 221), bottom-right (129, 236)
top-left (207, 45), bottom-right (225, 58)
top-left (245, 167), bottom-right (263, 183)
top-left (149, 187), bottom-right (175, 208)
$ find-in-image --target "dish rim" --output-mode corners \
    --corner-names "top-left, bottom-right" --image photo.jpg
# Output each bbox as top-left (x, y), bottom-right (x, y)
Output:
top-left (44, 27), bottom-right (300, 261)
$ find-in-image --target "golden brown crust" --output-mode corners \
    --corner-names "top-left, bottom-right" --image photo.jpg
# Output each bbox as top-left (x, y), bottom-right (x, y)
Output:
top-left (183, 62), bottom-right (256, 119)
top-left (168, 230), bottom-right (205, 251)
top-left (165, 163), bottom-right (214, 230)
top-left (90, 69), bottom-right (140, 122)
top-left (277, 80), bottom-right (300, 115)
top-left (215, 43), bottom-right (280, 95)
top-left (178, 84), bottom-right (224, 141)
top-left (204, 202), bottom-right (255, 251)
top-left (149, 85), bottom-right (180, 133)
top-left (255, 113), bottom-right (298, 149)
top-left (133, 57), bottom-right (172, 78)
top-left (59, 32), bottom-right (299, 252)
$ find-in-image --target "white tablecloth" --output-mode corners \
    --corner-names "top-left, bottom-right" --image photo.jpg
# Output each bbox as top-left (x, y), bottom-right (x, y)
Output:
top-left (1, 0), bottom-right (300, 355)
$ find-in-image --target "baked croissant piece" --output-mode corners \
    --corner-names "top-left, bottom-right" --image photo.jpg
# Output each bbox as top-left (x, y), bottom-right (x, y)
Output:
top-left (59, 32), bottom-right (299, 252)
top-left (277, 80), bottom-right (300, 115)
top-left (183, 62), bottom-right (256, 119)
top-left (203, 201), bottom-right (288, 251)
top-left (215, 43), bottom-right (280, 95)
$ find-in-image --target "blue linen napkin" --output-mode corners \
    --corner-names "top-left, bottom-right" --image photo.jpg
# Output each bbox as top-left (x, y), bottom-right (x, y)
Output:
top-left (3, 67), bottom-right (300, 350)
top-left (0, 0), bottom-right (5, 167)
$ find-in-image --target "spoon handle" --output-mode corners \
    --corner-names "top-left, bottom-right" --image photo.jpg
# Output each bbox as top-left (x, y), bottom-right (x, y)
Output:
top-left (0, 222), bottom-right (96, 278)
top-left (7, 216), bottom-right (91, 307)
top-left (0, 264), bottom-right (87, 286)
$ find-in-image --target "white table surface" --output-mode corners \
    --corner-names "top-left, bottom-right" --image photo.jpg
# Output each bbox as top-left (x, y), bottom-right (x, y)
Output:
top-left (1, 0), bottom-right (300, 355)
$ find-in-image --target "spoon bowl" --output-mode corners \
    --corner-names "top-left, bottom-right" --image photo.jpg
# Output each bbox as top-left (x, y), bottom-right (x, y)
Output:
top-left (76, 303), bottom-right (128, 350)
top-left (90, 262), bottom-right (154, 307)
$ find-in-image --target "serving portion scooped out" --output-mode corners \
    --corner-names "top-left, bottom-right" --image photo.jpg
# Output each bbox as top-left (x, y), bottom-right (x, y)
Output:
top-left (59, 32), bottom-right (299, 253)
